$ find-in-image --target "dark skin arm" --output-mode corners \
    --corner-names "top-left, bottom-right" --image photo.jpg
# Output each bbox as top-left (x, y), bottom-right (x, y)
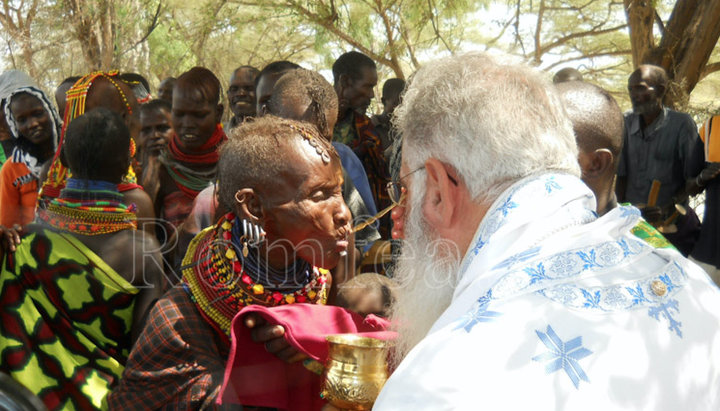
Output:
top-left (646, 163), bottom-right (720, 222)
top-left (81, 230), bottom-right (166, 343)
top-left (140, 152), bottom-right (163, 209)
top-left (122, 188), bottom-right (157, 237)
top-left (686, 162), bottom-right (720, 197)
top-left (127, 232), bottom-right (166, 342)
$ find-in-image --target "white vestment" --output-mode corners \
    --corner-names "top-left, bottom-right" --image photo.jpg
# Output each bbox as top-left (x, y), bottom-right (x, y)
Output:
top-left (375, 173), bottom-right (720, 411)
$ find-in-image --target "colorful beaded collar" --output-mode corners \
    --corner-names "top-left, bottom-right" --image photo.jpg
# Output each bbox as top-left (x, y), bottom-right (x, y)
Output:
top-left (182, 212), bottom-right (328, 335)
top-left (36, 179), bottom-right (137, 235)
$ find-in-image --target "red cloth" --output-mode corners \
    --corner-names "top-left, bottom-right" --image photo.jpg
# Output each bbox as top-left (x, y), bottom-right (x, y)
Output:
top-left (219, 304), bottom-right (395, 410)
top-left (117, 182), bottom-right (142, 192)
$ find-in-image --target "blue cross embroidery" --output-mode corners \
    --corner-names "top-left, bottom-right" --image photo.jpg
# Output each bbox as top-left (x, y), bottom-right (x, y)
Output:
top-left (532, 325), bottom-right (592, 389)
top-left (492, 246), bottom-right (541, 270)
top-left (648, 298), bottom-right (682, 338)
top-left (626, 284), bottom-right (650, 306)
top-left (454, 291), bottom-right (501, 333)
top-left (577, 249), bottom-right (600, 270)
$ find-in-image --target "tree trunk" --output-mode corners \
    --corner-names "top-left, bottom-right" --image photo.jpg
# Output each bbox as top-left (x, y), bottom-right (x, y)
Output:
top-left (66, 0), bottom-right (103, 70)
top-left (65, 0), bottom-right (117, 71)
top-left (624, 0), bottom-right (720, 108)
top-left (623, 0), bottom-right (655, 68)
top-left (0, 0), bottom-right (39, 78)
top-left (656, 0), bottom-right (720, 106)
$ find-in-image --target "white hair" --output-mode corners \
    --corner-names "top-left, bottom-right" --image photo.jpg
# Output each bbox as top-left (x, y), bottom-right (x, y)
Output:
top-left (389, 175), bottom-right (461, 366)
top-left (394, 51), bottom-right (580, 202)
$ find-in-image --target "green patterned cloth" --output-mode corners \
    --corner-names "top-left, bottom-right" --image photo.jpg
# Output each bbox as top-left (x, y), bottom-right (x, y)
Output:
top-left (631, 219), bottom-right (676, 250)
top-left (0, 226), bottom-right (138, 410)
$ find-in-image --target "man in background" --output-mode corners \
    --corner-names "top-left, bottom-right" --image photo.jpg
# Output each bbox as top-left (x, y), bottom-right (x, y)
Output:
top-left (616, 64), bottom-right (708, 256)
top-left (226, 65), bottom-right (259, 128)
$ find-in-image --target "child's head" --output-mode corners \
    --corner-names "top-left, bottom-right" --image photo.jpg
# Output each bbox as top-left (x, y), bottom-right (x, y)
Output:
top-left (63, 108), bottom-right (130, 184)
top-left (139, 99), bottom-right (173, 155)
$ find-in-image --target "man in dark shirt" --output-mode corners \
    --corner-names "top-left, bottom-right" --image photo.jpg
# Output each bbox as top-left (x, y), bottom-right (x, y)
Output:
top-left (616, 64), bottom-right (706, 255)
top-left (332, 51), bottom-right (391, 238)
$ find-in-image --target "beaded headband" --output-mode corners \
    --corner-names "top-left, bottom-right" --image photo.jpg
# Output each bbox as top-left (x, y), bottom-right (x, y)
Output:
top-left (287, 123), bottom-right (332, 164)
top-left (40, 71), bottom-right (137, 200)
top-left (63, 71), bottom-right (132, 126)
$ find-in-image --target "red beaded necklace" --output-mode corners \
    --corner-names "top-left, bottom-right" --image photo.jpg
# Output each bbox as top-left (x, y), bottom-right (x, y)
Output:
top-left (182, 212), bottom-right (328, 335)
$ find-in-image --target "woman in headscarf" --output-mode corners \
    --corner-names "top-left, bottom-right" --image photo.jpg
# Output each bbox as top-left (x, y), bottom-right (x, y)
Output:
top-left (0, 75), bottom-right (61, 227)
top-left (0, 71), bottom-right (36, 165)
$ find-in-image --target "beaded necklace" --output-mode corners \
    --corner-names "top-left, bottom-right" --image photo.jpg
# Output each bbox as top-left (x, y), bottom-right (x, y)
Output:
top-left (160, 124), bottom-right (227, 198)
top-left (37, 178), bottom-right (137, 235)
top-left (182, 212), bottom-right (328, 335)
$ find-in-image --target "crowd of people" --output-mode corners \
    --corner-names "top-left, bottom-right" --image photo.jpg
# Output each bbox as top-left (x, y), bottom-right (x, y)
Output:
top-left (0, 48), bottom-right (719, 410)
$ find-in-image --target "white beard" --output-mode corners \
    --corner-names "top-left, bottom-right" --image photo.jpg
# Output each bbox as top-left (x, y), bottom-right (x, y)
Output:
top-left (389, 178), bottom-right (461, 368)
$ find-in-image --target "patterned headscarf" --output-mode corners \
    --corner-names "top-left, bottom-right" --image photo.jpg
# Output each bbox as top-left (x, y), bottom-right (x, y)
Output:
top-left (3, 86), bottom-right (62, 178)
top-left (0, 70), bottom-right (35, 102)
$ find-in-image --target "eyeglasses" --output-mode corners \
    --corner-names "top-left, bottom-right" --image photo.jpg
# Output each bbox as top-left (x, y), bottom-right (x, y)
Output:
top-left (352, 166), bottom-right (428, 233)
top-left (387, 166), bottom-right (425, 205)
top-left (352, 165), bottom-right (460, 233)
top-left (352, 167), bottom-right (424, 233)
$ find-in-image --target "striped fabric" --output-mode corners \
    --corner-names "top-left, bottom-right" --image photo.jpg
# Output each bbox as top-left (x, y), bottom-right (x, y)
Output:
top-left (700, 115), bottom-right (720, 162)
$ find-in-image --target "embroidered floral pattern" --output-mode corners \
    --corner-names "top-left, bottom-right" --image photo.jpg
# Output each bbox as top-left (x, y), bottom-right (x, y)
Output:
top-left (537, 262), bottom-right (686, 313)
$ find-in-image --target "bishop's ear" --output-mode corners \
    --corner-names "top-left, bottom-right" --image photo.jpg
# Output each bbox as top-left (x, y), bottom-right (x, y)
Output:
top-left (422, 158), bottom-right (460, 229)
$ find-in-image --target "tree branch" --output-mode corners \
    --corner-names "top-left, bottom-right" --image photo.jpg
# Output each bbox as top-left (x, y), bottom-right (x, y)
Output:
top-left (544, 49), bottom-right (631, 70)
top-left (539, 24), bottom-right (627, 56)
top-left (513, 0), bottom-right (525, 55)
top-left (120, 1), bottom-right (162, 56)
top-left (483, 14), bottom-right (514, 50)
top-left (653, 9), bottom-right (664, 36)
top-left (700, 61), bottom-right (720, 80)
top-left (398, 12), bottom-right (420, 68)
top-left (426, 0), bottom-right (452, 52)
top-left (277, 0), bottom-right (396, 70)
top-left (533, 0), bottom-right (545, 64)
top-left (374, 0), bottom-right (403, 77)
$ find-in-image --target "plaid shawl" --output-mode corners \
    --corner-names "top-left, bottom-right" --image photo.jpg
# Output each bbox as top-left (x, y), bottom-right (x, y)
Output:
top-left (108, 286), bottom-right (232, 410)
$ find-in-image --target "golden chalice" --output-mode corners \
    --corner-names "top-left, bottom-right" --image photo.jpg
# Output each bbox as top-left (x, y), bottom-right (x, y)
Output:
top-left (321, 334), bottom-right (389, 410)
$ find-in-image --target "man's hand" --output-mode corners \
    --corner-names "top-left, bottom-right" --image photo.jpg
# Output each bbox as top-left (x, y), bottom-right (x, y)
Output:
top-left (244, 313), bottom-right (307, 363)
top-left (1, 224), bottom-right (22, 252)
top-left (698, 162), bottom-right (720, 186)
top-left (639, 205), bottom-right (663, 224)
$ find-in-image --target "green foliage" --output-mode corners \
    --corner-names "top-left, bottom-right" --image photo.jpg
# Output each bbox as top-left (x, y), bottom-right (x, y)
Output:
top-left (0, 0), bottom-right (717, 118)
